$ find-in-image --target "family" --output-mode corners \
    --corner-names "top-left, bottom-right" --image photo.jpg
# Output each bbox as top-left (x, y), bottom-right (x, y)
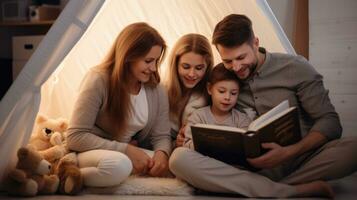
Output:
top-left (66, 14), bottom-right (357, 198)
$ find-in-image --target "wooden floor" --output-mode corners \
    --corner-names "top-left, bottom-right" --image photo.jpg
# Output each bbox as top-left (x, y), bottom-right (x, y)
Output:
top-left (1, 172), bottom-right (356, 200)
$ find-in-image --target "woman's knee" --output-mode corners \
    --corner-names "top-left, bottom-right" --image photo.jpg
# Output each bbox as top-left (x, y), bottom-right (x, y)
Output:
top-left (89, 151), bottom-right (132, 186)
top-left (78, 150), bottom-right (133, 187)
top-left (100, 153), bottom-right (132, 185)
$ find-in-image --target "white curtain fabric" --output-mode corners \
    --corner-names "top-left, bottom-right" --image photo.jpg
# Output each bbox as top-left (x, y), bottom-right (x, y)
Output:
top-left (0, 0), bottom-right (104, 186)
top-left (0, 0), bottom-right (293, 185)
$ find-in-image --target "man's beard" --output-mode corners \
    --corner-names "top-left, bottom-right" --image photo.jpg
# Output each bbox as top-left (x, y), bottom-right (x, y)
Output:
top-left (241, 61), bottom-right (258, 81)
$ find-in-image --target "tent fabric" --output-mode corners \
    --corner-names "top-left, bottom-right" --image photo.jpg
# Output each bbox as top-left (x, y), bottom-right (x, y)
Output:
top-left (0, 0), bottom-right (293, 185)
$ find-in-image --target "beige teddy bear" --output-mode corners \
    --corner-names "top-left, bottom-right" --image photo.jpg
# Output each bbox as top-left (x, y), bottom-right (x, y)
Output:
top-left (29, 114), bottom-right (68, 162)
top-left (28, 114), bottom-right (83, 195)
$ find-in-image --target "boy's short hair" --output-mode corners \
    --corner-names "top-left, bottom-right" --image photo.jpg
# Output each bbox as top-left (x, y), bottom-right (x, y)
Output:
top-left (209, 63), bottom-right (240, 87)
top-left (212, 14), bottom-right (254, 47)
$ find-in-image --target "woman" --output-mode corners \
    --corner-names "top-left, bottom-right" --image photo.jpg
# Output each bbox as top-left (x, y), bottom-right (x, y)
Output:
top-left (66, 22), bottom-right (171, 188)
top-left (164, 33), bottom-right (213, 147)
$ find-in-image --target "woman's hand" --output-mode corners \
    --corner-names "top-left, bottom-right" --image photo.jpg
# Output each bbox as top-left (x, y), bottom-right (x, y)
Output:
top-left (148, 150), bottom-right (169, 177)
top-left (175, 125), bottom-right (186, 147)
top-left (126, 144), bottom-right (153, 175)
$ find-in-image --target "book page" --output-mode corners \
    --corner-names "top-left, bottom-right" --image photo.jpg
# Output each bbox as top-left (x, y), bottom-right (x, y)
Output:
top-left (193, 123), bottom-right (247, 134)
top-left (248, 100), bottom-right (289, 131)
top-left (250, 107), bottom-right (296, 132)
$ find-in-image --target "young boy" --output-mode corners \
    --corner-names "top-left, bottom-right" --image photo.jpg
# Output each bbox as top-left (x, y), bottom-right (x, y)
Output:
top-left (183, 63), bottom-right (251, 149)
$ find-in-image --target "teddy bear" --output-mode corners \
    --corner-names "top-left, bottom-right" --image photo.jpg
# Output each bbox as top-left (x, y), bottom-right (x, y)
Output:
top-left (28, 114), bottom-right (83, 195)
top-left (4, 147), bottom-right (60, 197)
top-left (54, 152), bottom-right (83, 195)
top-left (29, 114), bottom-right (69, 163)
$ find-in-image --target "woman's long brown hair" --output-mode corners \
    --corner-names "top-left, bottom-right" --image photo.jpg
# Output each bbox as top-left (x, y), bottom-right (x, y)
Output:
top-left (99, 22), bottom-right (166, 138)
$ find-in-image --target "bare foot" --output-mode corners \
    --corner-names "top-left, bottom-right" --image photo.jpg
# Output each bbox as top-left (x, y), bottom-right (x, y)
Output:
top-left (294, 181), bottom-right (334, 199)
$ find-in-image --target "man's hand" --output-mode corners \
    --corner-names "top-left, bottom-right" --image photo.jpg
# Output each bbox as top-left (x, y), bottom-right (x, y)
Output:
top-left (148, 150), bottom-right (169, 177)
top-left (175, 125), bottom-right (186, 147)
top-left (247, 143), bottom-right (294, 169)
top-left (248, 132), bottom-right (328, 169)
top-left (126, 144), bottom-right (153, 175)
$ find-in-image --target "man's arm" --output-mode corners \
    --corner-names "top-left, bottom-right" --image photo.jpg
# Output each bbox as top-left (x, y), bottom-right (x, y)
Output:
top-left (288, 131), bottom-right (328, 157)
top-left (294, 56), bottom-right (342, 141)
top-left (248, 56), bottom-right (340, 169)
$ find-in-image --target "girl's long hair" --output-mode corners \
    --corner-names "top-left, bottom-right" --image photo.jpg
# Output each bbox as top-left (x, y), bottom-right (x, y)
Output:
top-left (99, 22), bottom-right (166, 138)
top-left (165, 34), bottom-right (213, 125)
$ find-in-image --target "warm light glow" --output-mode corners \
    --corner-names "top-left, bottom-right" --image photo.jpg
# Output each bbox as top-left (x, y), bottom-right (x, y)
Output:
top-left (39, 0), bottom-right (290, 119)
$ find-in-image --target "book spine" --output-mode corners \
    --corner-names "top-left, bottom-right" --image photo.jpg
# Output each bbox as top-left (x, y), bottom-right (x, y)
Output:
top-left (243, 132), bottom-right (261, 158)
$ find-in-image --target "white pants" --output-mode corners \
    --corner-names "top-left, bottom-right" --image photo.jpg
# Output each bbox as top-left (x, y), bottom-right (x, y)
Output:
top-left (78, 149), bottom-right (154, 187)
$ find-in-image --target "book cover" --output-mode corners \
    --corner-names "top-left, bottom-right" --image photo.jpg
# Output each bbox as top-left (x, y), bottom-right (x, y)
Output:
top-left (190, 100), bottom-right (302, 168)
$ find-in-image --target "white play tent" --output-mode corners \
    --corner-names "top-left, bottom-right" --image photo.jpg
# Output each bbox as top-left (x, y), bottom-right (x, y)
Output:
top-left (0, 0), bottom-right (294, 186)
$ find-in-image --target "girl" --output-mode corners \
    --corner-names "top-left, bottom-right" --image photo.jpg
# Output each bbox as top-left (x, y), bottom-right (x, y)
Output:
top-left (66, 22), bottom-right (171, 188)
top-left (164, 34), bottom-right (213, 147)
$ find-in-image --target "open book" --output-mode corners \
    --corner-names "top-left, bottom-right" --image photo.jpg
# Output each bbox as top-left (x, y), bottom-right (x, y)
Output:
top-left (190, 100), bottom-right (302, 168)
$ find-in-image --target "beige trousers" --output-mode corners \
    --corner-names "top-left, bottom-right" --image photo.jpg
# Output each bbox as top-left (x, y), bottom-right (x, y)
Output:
top-left (169, 137), bottom-right (357, 197)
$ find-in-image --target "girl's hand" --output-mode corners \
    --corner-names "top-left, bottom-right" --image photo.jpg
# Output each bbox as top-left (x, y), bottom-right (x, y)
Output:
top-left (148, 150), bottom-right (169, 177)
top-left (126, 144), bottom-right (153, 175)
top-left (175, 125), bottom-right (186, 147)
top-left (129, 139), bottom-right (138, 146)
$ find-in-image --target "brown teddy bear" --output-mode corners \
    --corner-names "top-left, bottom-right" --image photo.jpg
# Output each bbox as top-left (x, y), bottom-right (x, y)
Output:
top-left (54, 152), bottom-right (83, 195)
top-left (29, 114), bottom-right (83, 195)
top-left (4, 147), bottom-right (60, 197)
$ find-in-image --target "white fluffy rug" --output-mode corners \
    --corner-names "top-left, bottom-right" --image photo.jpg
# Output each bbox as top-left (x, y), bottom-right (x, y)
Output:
top-left (85, 176), bottom-right (195, 196)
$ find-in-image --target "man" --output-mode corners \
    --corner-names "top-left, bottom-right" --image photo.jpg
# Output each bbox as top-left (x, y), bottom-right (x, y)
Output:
top-left (169, 14), bottom-right (357, 198)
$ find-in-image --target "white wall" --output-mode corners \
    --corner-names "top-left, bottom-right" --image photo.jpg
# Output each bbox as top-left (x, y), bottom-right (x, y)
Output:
top-left (309, 0), bottom-right (357, 137)
top-left (268, 0), bottom-right (357, 137)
